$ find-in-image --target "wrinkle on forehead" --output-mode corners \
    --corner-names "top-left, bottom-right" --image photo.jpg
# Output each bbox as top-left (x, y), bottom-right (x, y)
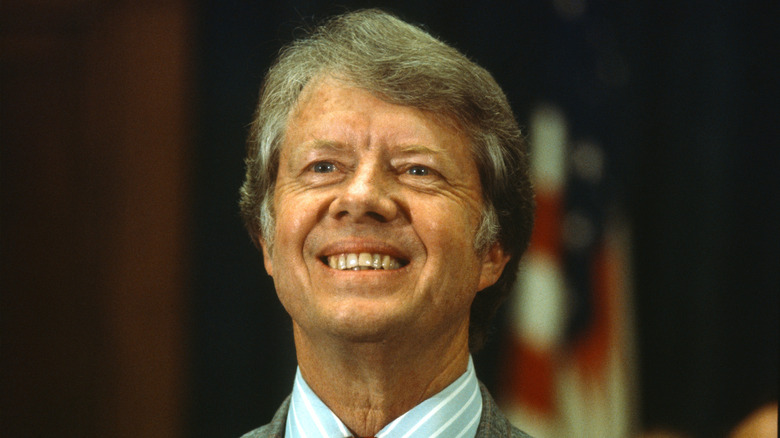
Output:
top-left (289, 74), bottom-right (469, 142)
top-left (286, 81), bottom-right (465, 163)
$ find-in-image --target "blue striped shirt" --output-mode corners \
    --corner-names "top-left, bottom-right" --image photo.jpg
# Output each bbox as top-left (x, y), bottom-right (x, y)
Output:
top-left (284, 356), bottom-right (482, 438)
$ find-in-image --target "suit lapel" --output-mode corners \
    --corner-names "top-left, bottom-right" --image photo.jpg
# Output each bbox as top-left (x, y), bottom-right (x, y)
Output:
top-left (240, 396), bottom-right (289, 438)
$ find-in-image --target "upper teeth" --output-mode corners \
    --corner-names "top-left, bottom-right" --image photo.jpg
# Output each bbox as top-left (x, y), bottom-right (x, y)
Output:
top-left (327, 253), bottom-right (402, 270)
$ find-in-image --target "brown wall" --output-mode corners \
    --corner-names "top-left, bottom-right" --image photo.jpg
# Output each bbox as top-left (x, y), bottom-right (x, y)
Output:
top-left (1, 1), bottom-right (191, 436)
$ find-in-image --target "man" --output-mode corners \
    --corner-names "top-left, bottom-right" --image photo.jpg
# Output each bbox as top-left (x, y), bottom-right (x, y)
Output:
top-left (239, 9), bottom-right (534, 438)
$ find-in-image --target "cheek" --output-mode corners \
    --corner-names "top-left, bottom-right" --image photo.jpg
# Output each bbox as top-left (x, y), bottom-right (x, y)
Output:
top-left (417, 200), bottom-right (481, 249)
top-left (273, 193), bottom-right (315, 247)
top-left (274, 211), bottom-right (304, 245)
top-left (414, 207), bottom-right (484, 290)
top-left (417, 198), bottom-right (485, 290)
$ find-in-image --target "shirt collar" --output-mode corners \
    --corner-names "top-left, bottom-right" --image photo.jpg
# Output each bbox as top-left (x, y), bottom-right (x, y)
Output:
top-left (285, 356), bottom-right (482, 438)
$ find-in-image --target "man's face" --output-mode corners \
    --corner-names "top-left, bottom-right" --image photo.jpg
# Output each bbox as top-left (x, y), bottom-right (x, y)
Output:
top-left (261, 77), bottom-right (508, 345)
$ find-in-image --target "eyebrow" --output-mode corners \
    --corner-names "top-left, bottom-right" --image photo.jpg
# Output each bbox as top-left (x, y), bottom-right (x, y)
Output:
top-left (301, 139), bottom-right (352, 152)
top-left (296, 140), bottom-right (445, 156)
top-left (393, 144), bottom-right (447, 157)
top-left (286, 140), bottom-right (353, 162)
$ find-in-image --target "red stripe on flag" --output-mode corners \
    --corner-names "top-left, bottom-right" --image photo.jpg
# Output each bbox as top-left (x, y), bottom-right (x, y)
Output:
top-left (505, 338), bottom-right (557, 415)
top-left (529, 191), bottom-right (562, 255)
top-left (571, 242), bottom-right (616, 382)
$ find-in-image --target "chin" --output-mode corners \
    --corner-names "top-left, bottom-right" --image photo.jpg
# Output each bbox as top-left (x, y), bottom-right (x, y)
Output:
top-left (323, 311), bottom-right (406, 343)
top-left (322, 322), bottom-right (392, 344)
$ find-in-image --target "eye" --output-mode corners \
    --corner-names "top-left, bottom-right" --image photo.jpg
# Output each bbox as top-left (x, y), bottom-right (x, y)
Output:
top-left (407, 165), bottom-right (430, 176)
top-left (311, 161), bottom-right (336, 173)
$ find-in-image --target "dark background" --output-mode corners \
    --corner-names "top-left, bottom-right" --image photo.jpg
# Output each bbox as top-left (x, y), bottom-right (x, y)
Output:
top-left (2, 1), bottom-right (777, 437)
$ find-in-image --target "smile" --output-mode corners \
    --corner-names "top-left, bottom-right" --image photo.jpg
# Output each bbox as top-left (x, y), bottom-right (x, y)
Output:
top-left (325, 253), bottom-right (407, 270)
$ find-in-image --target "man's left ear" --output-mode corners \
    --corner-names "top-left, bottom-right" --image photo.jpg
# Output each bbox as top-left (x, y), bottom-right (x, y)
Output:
top-left (259, 237), bottom-right (274, 277)
top-left (477, 242), bottom-right (511, 291)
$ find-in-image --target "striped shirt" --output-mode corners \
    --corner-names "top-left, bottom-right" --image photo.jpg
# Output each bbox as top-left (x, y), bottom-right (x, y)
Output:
top-left (284, 356), bottom-right (483, 438)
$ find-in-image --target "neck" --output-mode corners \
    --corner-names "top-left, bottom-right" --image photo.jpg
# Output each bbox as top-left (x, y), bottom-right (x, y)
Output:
top-left (293, 322), bottom-right (471, 437)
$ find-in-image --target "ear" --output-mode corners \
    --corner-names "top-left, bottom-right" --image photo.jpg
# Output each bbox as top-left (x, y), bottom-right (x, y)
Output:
top-left (259, 238), bottom-right (274, 277)
top-left (477, 242), bottom-right (510, 292)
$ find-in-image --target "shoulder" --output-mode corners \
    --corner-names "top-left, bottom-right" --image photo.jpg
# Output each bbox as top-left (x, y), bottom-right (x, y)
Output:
top-left (239, 424), bottom-right (274, 438)
top-left (476, 382), bottom-right (534, 438)
top-left (239, 396), bottom-right (290, 438)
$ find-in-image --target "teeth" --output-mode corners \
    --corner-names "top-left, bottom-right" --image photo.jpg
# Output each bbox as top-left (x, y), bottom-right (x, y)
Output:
top-left (382, 255), bottom-right (399, 270)
top-left (346, 254), bottom-right (359, 268)
top-left (326, 252), bottom-right (403, 270)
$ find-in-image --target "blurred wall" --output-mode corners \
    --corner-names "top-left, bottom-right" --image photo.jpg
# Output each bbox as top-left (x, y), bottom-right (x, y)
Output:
top-left (1, 1), bottom-right (191, 436)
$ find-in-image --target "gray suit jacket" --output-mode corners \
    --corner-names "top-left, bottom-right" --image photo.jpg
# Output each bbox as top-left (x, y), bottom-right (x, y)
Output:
top-left (241, 382), bottom-right (532, 438)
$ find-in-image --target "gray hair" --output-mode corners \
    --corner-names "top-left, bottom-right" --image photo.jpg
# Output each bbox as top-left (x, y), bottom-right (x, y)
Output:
top-left (239, 9), bottom-right (534, 351)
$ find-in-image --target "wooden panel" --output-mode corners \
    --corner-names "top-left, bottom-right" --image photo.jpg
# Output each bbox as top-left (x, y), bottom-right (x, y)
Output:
top-left (1, 1), bottom-right (190, 437)
top-left (1, 30), bottom-right (108, 438)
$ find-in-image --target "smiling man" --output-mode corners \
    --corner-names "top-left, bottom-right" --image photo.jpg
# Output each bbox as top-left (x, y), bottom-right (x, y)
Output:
top-left (239, 9), bottom-right (535, 438)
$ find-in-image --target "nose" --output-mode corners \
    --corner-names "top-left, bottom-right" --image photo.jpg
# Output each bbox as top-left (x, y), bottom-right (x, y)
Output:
top-left (329, 162), bottom-right (399, 223)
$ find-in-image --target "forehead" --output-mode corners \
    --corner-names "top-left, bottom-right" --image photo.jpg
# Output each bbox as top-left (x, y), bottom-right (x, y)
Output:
top-left (283, 77), bottom-right (471, 155)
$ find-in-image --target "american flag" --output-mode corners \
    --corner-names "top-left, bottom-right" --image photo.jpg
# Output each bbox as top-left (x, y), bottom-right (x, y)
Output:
top-left (500, 104), bottom-right (637, 437)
